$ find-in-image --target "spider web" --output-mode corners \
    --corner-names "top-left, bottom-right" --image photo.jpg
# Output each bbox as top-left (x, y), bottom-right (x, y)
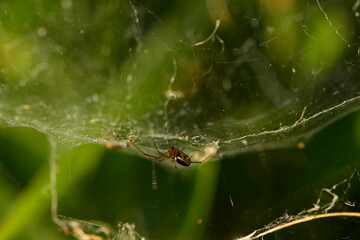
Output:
top-left (236, 170), bottom-right (360, 240)
top-left (0, 0), bottom-right (359, 156)
top-left (0, 0), bottom-right (360, 239)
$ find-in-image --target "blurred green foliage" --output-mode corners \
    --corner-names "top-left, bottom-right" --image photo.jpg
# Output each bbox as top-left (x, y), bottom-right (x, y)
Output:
top-left (0, 0), bottom-right (360, 239)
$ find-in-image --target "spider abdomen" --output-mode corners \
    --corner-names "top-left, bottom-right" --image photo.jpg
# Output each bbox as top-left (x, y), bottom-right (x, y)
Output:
top-left (168, 146), bottom-right (192, 167)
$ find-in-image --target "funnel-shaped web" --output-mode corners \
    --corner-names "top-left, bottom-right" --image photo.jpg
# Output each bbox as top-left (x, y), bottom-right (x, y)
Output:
top-left (0, 0), bottom-right (359, 158)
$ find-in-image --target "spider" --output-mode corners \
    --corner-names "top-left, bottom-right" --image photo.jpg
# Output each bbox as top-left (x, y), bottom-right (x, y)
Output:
top-left (129, 141), bottom-right (214, 168)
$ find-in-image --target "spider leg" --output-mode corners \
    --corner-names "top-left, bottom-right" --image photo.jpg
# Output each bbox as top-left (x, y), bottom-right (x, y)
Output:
top-left (173, 157), bottom-right (179, 169)
top-left (131, 142), bottom-right (167, 161)
top-left (190, 152), bottom-right (214, 164)
top-left (149, 155), bottom-right (167, 162)
top-left (151, 139), bottom-right (170, 158)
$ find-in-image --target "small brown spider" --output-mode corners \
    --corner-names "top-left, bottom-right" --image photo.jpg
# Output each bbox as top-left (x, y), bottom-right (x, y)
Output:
top-left (130, 141), bottom-right (214, 168)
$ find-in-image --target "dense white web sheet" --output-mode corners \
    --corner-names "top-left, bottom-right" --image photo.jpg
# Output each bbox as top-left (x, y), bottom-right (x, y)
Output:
top-left (0, 0), bottom-right (359, 158)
